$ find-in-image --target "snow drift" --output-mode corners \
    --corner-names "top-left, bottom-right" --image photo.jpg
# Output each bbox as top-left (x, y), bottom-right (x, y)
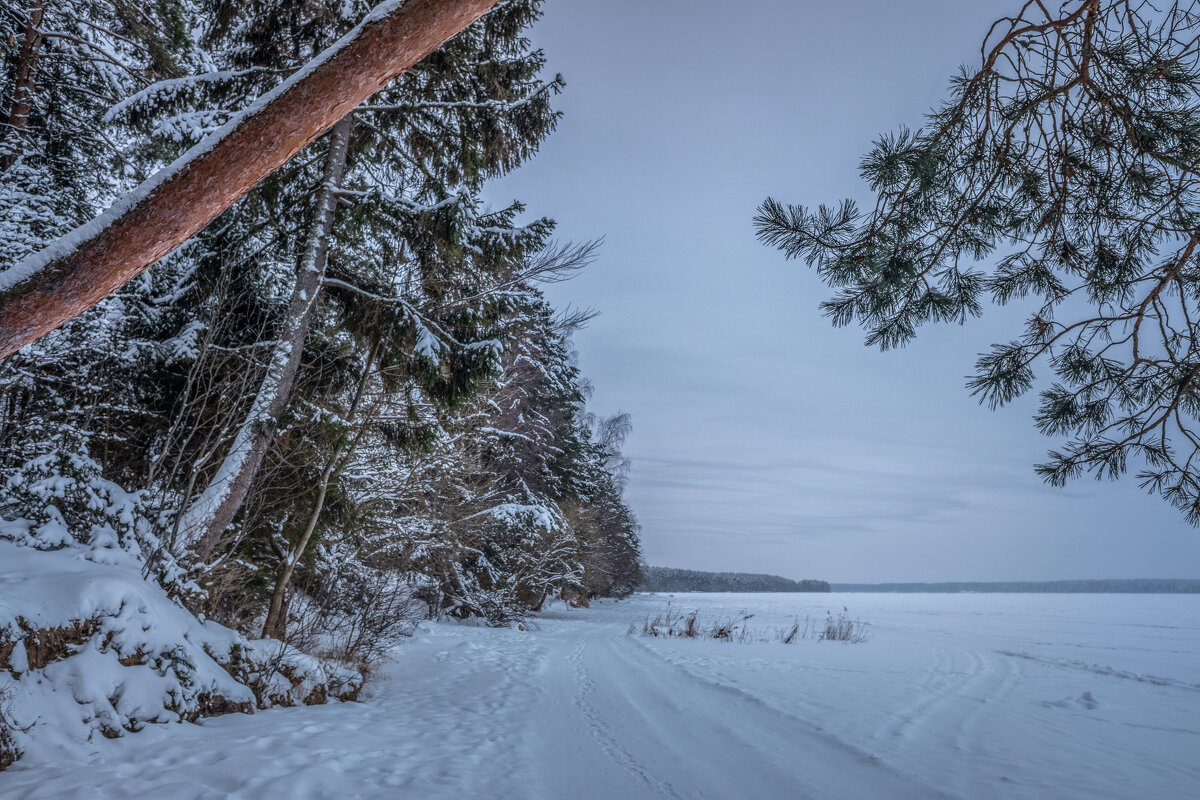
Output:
top-left (0, 448), bottom-right (361, 770)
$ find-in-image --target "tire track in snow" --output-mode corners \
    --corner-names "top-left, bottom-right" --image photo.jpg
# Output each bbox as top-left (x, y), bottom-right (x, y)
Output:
top-left (999, 650), bottom-right (1200, 691)
top-left (568, 637), bottom-right (685, 800)
top-left (955, 651), bottom-right (1023, 755)
top-left (617, 635), bottom-right (953, 800)
top-left (874, 647), bottom-right (954, 742)
top-left (878, 647), bottom-right (986, 742)
top-left (876, 645), bottom-right (1024, 755)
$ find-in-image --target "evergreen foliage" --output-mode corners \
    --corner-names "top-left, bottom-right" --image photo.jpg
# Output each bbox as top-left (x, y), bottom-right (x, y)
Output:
top-left (0, 0), bottom-right (642, 708)
top-left (756, 1), bottom-right (1200, 522)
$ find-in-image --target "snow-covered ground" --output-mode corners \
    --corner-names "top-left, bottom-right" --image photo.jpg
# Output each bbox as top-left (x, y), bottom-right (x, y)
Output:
top-left (4, 592), bottom-right (1198, 799)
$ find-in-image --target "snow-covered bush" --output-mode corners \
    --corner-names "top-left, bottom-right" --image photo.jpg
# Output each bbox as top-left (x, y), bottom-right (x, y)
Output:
top-left (1, 438), bottom-right (197, 596)
top-left (0, 448), bottom-right (362, 769)
top-left (284, 543), bottom-right (425, 676)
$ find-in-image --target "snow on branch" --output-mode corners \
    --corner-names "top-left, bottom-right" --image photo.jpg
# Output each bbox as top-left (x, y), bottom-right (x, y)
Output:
top-left (0, 0), bottom-right (501, 360)
top-left (357, 76), bottom-right (563, 113)
top-left (102, 68), bottom-right (277, 123)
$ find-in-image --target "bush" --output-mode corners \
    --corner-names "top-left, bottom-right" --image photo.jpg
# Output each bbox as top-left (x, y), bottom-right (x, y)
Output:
top-left (818, 610), bottom-right (871, 643)
top-left (630, 604), bottom-right (870, 645)
top-left (284, 545), bottom-right (425, 677)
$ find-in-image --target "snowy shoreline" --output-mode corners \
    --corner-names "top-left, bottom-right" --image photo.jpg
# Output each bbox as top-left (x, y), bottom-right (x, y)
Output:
top-left (4, 591), bottom-right (1197, 799)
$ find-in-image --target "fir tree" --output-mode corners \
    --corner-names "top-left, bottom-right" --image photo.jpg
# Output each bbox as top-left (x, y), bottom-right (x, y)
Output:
top-left (0, 0), bottom-right (203, 522)
top-left (0, 0), bottom-right (641, 648)
top-left (150, 0), bottom-right (593, 633)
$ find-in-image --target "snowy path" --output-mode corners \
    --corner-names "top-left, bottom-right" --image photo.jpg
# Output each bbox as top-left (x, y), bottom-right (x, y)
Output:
top-left (4, 593), bottom-right (1199, 799)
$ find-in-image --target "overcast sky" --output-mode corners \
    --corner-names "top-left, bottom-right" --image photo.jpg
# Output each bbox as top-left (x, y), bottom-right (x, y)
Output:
top-left (485, 0), bottom-right (1200, 583)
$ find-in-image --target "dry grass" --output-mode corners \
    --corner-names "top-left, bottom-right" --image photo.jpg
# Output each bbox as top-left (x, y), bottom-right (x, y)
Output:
top-left (630, 603), bottom-right (870, 645)
top-left (631, 604), bottom-right (756, 642)
top-left (817, 609), bottom-right (871, 643)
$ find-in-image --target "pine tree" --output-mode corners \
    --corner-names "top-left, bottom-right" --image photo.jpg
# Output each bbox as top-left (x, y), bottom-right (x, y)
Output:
top-left (756, 1), bottom-right (1200, 523)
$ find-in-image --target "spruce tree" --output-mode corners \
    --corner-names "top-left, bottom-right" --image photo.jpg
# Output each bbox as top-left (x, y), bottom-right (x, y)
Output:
top-left (151, 0), bottom-right (578, 632)
top-left (0, 0), bottom-right (201, 516)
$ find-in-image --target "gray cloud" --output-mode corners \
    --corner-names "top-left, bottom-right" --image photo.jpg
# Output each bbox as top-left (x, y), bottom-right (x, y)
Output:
top-left (485, 0), bottom-right (1200, 582)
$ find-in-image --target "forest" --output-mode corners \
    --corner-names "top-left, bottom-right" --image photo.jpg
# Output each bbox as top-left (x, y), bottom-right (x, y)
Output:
top-left (5, 1), bottom-right (1200, 796)
top-left (640, 566), bottom-right (830, 593)
top-left (0, 0), bottom-right (641, 767)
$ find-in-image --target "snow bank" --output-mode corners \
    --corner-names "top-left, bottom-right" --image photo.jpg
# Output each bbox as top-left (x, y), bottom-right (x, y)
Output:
top-left (0, 538), bottom-right (361, 768)
top-left (0, 451), bottom-right (361, 770)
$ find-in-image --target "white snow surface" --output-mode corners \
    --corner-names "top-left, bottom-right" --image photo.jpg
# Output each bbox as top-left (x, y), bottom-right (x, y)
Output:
top-left (0, 538), bottom-right (358, 762)
top-left (4, 591), bottom-right (1198, 799)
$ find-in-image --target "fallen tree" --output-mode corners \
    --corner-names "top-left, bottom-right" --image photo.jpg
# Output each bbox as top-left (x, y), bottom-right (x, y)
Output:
top-left (0, 0), bottom-right (499, 360)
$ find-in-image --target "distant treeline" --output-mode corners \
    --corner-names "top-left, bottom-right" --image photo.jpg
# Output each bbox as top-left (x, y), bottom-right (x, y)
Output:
top-left (639, 567), bottom-right (831, 593)
top-left (832, 579), bottom-right (1200, 594)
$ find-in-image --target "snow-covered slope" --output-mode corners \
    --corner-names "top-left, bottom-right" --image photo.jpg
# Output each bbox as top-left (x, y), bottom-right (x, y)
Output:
top-left (3, 592), bottom-right (1197, 798)
top-left (0, 538), bottom-right (361, 768)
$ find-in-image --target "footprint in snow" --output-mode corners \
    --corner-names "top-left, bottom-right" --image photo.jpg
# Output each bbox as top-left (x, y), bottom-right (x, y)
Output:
top-left (1042, 691), bottom-right (1098, 710)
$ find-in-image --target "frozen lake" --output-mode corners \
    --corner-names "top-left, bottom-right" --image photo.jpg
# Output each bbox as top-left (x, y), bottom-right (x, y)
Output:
top-left (5, 591), bottom-right (1198, 799)
top-left (623, 591), bottom-right (1200, 799)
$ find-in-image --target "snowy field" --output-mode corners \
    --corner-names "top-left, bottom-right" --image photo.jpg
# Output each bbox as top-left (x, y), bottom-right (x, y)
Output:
top-left (4, 591), bottom-right (1198, 799)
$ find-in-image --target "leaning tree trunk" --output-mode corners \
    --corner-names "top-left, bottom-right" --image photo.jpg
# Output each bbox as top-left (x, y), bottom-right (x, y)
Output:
top-left (1, 0), bottom-right (45, 171)
top-left (0, 0), bottom-right (499, 359)
top-left (179, 116), bottom-right (353, 562)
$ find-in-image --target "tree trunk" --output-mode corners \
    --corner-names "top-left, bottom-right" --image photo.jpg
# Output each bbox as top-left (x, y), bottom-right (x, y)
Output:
top-left (180, 115), bottom-right (353, 562)
top-left (1, 0), bottom-right (45, 171)
top-left (262, 340), bottom-right (379, 640)
top-left (0, 0), bottom-right (499, 360)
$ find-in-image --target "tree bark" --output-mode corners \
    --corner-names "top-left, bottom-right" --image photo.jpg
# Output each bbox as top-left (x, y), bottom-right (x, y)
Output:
top-left (180, 116), bottom-right (353, 562)
top-left (0, 0), bottom-right (499, 360)
top-left (1, 0), bottom-right (46, 171)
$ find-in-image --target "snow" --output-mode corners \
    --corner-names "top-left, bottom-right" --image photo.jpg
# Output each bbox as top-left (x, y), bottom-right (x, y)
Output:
top-left (0, 0), bottom-right (412, 296)
top-left (0, 541), bottom-right (253, 755)
top-left (0, 537), bottom-right (359, 765)
top-left (102, 69), bottom-right (270, 124)
top-left (484, 501), bottom-right (559, 531)
top-left (4, 591), bottom-right (1198, 798)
